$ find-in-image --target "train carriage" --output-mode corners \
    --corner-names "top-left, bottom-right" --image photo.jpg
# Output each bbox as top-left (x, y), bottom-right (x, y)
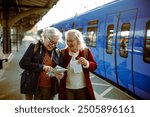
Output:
top-left (50, 0), bottom-right (150, 99)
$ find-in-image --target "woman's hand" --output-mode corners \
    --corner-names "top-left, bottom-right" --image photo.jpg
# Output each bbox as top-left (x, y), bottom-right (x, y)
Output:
top-left (43, 65), bottom-right (53, 72)
top-left (54, 72), bottom-right (64, 80)
top-left (78, 57), bottom-right (88, 66)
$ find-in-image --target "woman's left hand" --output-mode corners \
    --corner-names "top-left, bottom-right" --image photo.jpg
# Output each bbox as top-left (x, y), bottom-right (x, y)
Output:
top-left (78, 57), bottom-right (88, 66)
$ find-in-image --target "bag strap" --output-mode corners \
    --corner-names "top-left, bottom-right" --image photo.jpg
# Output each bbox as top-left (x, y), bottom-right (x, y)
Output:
top-left (33, 43), bottom-right (39, 54)
top-left (83, 48), bottom-right (88, 59)
top-left (61, 49), bottom-right (65, 58)
top-left (59, 49), bottom-right (65, 66)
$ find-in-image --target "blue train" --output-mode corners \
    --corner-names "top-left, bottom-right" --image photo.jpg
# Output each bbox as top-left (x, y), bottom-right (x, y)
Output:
top-left (40, 0), bottom-right (150, 99)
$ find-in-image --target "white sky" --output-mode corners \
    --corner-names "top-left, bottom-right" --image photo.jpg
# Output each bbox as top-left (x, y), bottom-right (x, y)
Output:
top-left (37, 0), bottom-right (115, 30)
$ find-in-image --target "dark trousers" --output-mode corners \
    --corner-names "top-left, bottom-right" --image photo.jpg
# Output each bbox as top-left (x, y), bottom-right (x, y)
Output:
top-left (65, 87), bottom-right (88, 100)
top-left (25, 94), bottom-right (34, 100)
top-left (34, 86), bottom-right (53, 100)
top-left (25, 87), bottom-right (53, 100)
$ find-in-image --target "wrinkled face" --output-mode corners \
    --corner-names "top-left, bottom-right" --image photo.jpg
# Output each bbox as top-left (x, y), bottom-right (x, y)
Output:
top-left (43, 36), bottom-right (59, 51)
top-left (66, 33), bottom-right (79, 53)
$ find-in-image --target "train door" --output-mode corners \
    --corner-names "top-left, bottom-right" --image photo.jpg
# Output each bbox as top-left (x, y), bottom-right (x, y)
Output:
top-left (133, 20), bottom-right (150, 99)
top-left (104, 14), bottom-right (119, 83)
top-left (116, 9), bottom-right (137, 92)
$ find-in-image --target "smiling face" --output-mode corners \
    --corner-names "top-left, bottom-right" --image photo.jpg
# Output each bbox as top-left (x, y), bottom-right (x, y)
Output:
top-left (66, 33), bottom-right (79, 53)
top-left (42, 27), bottom-right (62, 51)
top-left (43, 36), bottom-right (59, 51)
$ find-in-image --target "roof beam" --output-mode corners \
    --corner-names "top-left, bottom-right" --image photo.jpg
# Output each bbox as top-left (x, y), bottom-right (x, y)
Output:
top-left (1, 4), bottom-right (51, 9)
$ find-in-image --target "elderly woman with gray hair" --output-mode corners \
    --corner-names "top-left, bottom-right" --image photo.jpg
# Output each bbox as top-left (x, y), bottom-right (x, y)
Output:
top-left (19, 27), bottom-right (63, 100)
top-left (59, 29), bottom-right (97, 100)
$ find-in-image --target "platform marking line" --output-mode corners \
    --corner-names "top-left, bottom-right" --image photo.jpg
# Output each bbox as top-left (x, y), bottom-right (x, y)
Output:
top-left (92, 82), bottom-right (110, 87)
top-left (94, 91), bottom-right (114, 100)
top-left (99, 86), bottom-right (114, 97)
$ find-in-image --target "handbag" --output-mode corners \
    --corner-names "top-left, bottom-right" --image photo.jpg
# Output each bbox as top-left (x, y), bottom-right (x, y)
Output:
top-left (20, 43), bottom-right (40, 95)
top-left (20, 70), bottom-right (36, 94)
top-left (50, 77), bottom-right (59, 96)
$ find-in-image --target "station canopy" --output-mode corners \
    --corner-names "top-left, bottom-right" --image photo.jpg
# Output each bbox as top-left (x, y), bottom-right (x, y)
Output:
top-left (0, 0), bottom-right (59, 31)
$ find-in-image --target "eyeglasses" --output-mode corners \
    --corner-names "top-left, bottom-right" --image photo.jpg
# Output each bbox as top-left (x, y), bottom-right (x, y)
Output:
top-left (48, 39), bottom-right (58, 45)
top-left (45, 36), bottom-right (58, 46)
top-left (67, 39), bottom-right (76, 43)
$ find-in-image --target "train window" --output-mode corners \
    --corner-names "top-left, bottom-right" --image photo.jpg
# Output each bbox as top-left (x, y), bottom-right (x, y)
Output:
top-left (119, 23), bottom-right (130, 58)
top-left (86, 27), bottom-right (97, 47)
top-left (106, 24), bottom-right (114, 54)
top-left (77, 28), bottom-right (83, 33)
top-left (144, 21), bottom-right (150, 63)
top-left (88, 20), bottom-right (99, 25)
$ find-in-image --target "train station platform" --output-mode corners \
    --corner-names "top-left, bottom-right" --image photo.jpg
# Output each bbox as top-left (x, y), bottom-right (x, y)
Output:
top-left (0, 36), bottom-right (135, 100)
